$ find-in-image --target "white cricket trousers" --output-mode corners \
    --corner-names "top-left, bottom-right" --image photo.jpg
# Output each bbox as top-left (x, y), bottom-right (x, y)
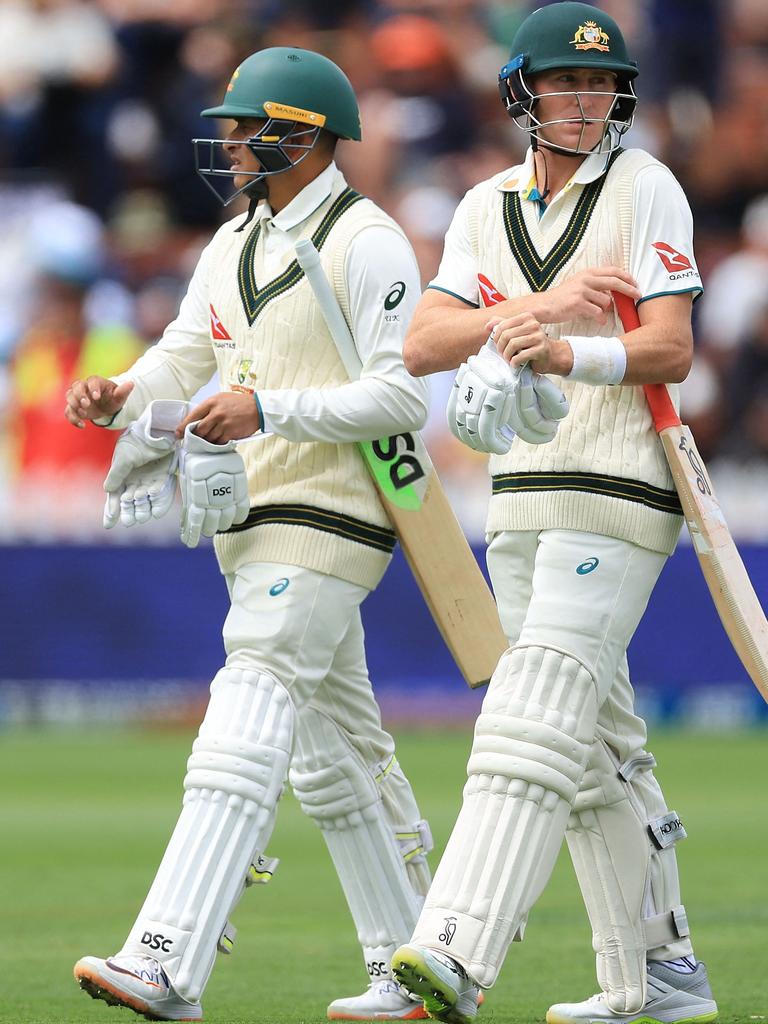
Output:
top-left (487, 529), bottom-right (667, 758)
top-left (223, 561), bottom-right (393, 760)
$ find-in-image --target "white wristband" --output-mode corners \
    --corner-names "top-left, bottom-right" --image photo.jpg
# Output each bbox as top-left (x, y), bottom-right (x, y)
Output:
top-left (565, 335), bottom-right (627, 386)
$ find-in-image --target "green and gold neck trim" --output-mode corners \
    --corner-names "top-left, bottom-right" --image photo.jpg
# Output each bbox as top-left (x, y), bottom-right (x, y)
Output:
top-left (502, 148), bottom-right (623, 292)
top-left (238, 186), bottom-right (364, 326)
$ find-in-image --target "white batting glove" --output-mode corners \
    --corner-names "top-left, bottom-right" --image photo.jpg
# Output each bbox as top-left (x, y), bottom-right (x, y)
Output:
top-left (178, 423), bottom-right (250, 549)
top-left (447, 342), bottom-right (519, 455)
top-left (103, 400), bottom-right (189, 528)
top-left (103, 451), bottom-right (179, 529)
top-left (512, 365), bottom-right (570, 444)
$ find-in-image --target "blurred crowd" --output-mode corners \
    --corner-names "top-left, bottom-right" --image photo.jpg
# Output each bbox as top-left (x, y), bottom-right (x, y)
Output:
top-left (2, 0), bottom-right (768, 542)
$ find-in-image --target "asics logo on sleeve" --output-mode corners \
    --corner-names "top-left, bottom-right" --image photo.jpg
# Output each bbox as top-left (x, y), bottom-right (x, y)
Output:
top-left (384, 281), bottom-right (406, 310)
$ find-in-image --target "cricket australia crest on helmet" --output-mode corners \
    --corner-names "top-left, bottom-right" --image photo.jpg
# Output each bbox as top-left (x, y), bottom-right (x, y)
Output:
top-left (570, 19), bottom-right (611, 52)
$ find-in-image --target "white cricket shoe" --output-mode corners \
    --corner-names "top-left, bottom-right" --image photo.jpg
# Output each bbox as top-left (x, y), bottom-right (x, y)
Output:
top-left (546, 960), bottom-right (718, 1024)
top-left (391, 944), bottom-right (480, 1024)
top-left (327, 977), bottom-right (430, 1020)
top-left (74, 954), bottom-right (203, 1021)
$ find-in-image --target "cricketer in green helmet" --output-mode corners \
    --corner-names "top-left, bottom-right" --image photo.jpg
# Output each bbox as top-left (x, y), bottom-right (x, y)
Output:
top-left (391, 5), bottom-right (718, 1024)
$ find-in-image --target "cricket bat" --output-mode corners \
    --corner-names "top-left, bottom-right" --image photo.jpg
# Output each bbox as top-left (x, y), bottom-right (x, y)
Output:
top-left (295, 238), bottom-right (507, 688)
top-left (613, 291), bottom-right (768, 702)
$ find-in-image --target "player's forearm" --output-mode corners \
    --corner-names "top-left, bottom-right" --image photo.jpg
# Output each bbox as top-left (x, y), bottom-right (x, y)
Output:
top-left (404, 295), bottom-right (545, 376)
top-left (259, 376), bottom-right (428, 444)
top-left (617, 324), bottom-right (692, 385)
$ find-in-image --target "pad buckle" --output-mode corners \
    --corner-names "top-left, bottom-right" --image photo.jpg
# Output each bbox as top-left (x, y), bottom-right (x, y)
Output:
top-left (396, 819), bottom-right (434, 864)
top-left (617, 751), bottom-right (657, 782)
top-left (643, 903), bottom-right (689, 949)
top-left (648, 810), bottom-right (687, 849)
top-left (246, 851), bottom-right (280, 886)
top-left (217, 921), bottom-right (237, 954)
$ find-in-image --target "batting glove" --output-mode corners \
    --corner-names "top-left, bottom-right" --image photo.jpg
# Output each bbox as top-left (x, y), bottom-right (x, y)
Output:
top-left (178, 424), bottom-right (250, 548)
top-left (511, 365), bottom-right (570, 444)
top-left (103, 451), bottom-right (179, 529)
top-left (103, 400), bottom-right (189, 527)
top-left (447, 342), bottom-right (519, 455)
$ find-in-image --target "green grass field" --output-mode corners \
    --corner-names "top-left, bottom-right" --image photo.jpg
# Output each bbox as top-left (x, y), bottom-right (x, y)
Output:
top-left (1, 727), bottom-right (766, 1024)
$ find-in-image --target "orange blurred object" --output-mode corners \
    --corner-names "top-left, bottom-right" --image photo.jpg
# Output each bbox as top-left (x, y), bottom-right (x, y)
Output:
top-left (370, 15), bottom-right (452, 72)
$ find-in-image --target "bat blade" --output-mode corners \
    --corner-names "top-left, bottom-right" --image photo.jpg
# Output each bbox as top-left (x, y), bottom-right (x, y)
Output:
top-left (613, 291), bottom-right (768, 702)
top-left (295, 239), bottom-right (507, 688)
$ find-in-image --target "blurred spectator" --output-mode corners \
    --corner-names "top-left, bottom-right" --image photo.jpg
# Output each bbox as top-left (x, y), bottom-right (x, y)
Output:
top-left (698, 196), bottom-right (768, 366)
top-left (721, 300), bottom-right (768, 460)
top-left (0, 0), bottom-right (120, 213)
top-left (342, 15), bottom-right (479, 201)
top-left (2, 202), bottom-right (145, 537)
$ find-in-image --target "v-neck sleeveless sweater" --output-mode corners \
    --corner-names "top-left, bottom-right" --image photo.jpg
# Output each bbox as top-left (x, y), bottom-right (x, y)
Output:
top-left (208, 173), bottom-right (407, 588)
top-left (466, 148), bottom-right (683, 555)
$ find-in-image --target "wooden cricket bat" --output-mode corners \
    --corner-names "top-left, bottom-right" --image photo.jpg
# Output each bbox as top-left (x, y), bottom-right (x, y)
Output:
top-left (614, 291), bottom-right (768, 702)
top-left (294, 239), bottom-right (507, 688)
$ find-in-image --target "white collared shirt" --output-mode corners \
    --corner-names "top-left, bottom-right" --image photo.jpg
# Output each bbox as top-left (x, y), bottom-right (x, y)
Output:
top-left (430, 146), bottom-right (702, 308)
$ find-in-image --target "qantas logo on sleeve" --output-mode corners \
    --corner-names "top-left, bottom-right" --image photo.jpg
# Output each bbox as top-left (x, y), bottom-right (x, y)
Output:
top-left (477, 274), bottom-right (506, 307)
top-left (210, 304), bottom-right (233, 340)
top-left (651, 242), bottom-right (694, 274)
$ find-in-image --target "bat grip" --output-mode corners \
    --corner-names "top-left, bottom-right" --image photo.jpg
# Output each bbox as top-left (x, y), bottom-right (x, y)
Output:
top-left (612, 291), bottom-right (681, 433)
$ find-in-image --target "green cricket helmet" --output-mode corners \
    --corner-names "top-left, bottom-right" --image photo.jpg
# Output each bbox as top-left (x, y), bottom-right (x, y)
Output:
top-left (498, 2), bottom-right (638, 156)
top-left (194, 47), bottom-right (361, 205)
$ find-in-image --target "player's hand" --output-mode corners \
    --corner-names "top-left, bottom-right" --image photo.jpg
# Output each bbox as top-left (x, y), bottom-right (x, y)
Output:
top-left (489, 313), bottom-right (567, 374)
top-left (65, 376), bottom-right (134, 428)
top-left (176, 392), bottom-right (262, 444)
top-left (533, 266), bottom-right (640, 325)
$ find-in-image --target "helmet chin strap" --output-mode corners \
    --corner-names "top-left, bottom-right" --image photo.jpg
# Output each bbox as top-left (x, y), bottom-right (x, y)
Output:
top-left (234, 178), bottom-right (270, 233)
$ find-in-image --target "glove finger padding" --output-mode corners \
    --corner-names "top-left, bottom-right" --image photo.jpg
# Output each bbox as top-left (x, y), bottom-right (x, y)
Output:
top-left (509, 366), bottom-right (560, 445)
top-left (103, 491), bottom-right (121, 530)
top-left (180, 503), bottom-right (206, 550)
top-left (447, 365), bottom-right (485, 451)
top-left (115, 451), bottom-right (179, 528)
top-left (533, 374), bottom-right (570, 421)
top-left (476, 387), bottom-right (516, 455)
top-left (447, 343), bottom-right (517, 455)
top-left (178, 423), bottom-right (250, 549)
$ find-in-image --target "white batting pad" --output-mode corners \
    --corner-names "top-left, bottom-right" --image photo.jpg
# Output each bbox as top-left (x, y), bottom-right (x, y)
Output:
top-left (413, 646), bottom-right (598, 987)
top-left (121, 667), bottom-right (293, 1001)
top-left (290, 707), bottom-right (424, 979)
top-left (567, 738), bottom-right (692, 1013)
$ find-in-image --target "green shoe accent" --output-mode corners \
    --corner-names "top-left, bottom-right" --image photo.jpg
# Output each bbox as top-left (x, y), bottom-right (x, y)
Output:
top-left (391, 949), bottom-right (470, 1024)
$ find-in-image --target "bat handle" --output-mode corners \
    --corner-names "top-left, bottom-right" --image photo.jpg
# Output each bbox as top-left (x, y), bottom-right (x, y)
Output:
top-left (612, 291), bottom-right (682, 433)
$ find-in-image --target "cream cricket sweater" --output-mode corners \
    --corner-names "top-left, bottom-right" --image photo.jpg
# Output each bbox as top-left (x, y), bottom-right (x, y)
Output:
top-left (212, 179), bottom-right (410, 588)
top-left (467, 148), bottom-right (683, 555)
top-left (112, 174), bottom-right (416, 589)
